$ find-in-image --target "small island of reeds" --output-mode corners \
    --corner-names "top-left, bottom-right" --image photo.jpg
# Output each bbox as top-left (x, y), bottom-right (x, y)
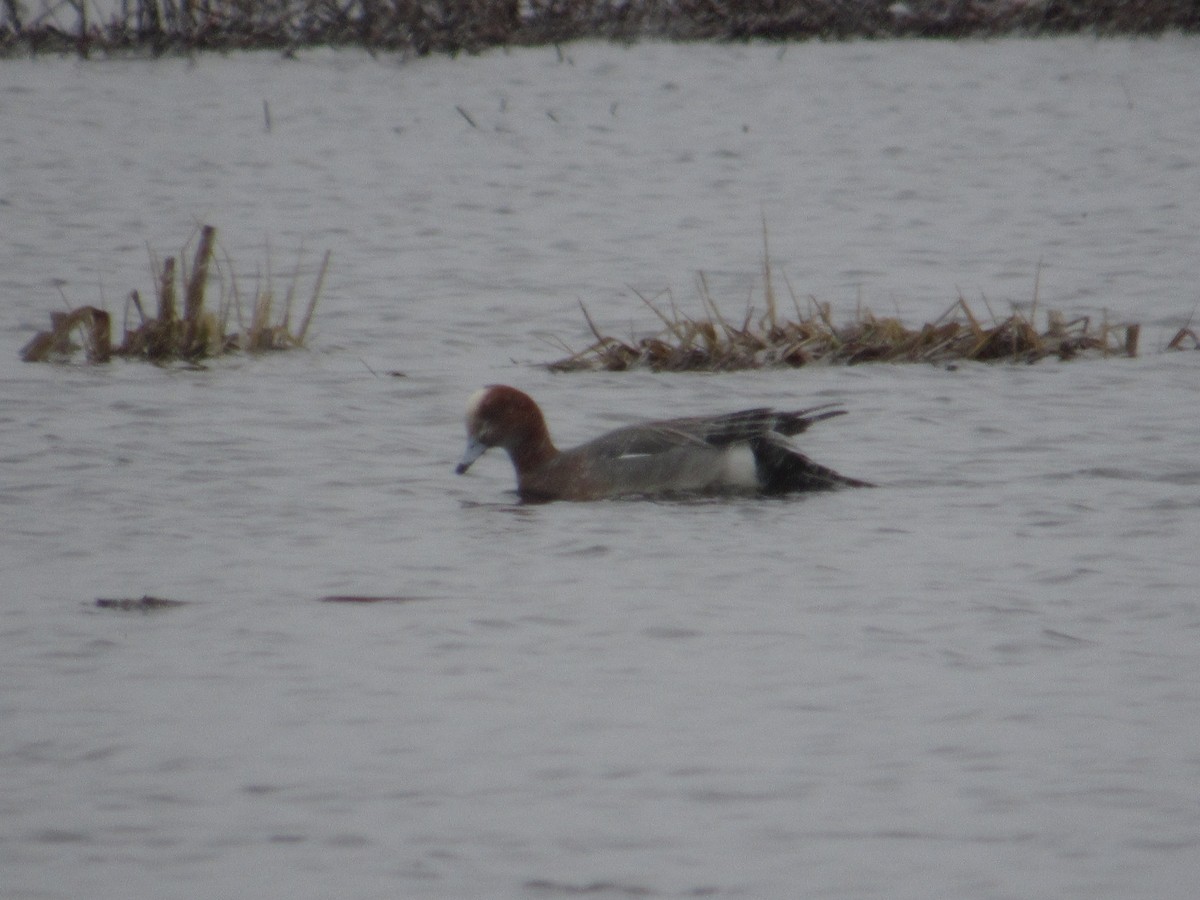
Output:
top-left (545, 236), bottom-right (1159, 371)
top-left (546, 288), bottom-right (1145, 372)
top-left (21, 225), bottom-right (329, 365)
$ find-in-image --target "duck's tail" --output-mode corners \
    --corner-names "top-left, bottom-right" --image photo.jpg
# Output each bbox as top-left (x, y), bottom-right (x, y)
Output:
top-left (751, 437), bottom-right (873, 493)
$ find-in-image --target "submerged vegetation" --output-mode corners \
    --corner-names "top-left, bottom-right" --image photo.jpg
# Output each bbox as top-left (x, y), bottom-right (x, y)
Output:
top-left (21, 225), bottom-right (329, 364)
top-left (2, 0), bottom-right (1198, 57)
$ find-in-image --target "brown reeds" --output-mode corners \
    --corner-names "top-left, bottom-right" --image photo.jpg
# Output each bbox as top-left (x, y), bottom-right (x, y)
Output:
top-left (3, 1), bottom-right (1198, 58)
top-left (21, 225), bottom-right (330, 364)
top-left (1166, 327), bottom-right (1199, 351)
top-left (18, 305), bottom-right (113, 364)
top-left (546, 281), bottom-right (1143, 373)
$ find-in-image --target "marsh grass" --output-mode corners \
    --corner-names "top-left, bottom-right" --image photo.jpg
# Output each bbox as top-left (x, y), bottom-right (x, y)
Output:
top-left (21, 225), bottom-right (329, 364)
top-left (546, 291), bottom-right (1142, 372)
top-left (546, 238), bottom-right (1143, 372)
top-left (1167, 328), bottom-right (1199, 350)
top-left (1165, 306), bottom-right (1200, 351)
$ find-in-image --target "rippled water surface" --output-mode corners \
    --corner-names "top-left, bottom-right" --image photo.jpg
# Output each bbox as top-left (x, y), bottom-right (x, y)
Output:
top-left (3, 37), bottom-right (1200, 900)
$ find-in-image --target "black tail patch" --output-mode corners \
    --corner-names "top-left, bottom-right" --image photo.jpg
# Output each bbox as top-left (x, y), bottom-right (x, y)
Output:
top-left (751, 437), bottom-right (872, 494)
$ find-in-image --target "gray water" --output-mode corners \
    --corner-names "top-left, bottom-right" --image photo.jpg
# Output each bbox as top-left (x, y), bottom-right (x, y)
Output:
top-left (3, 37), bottom-right (1200, 899)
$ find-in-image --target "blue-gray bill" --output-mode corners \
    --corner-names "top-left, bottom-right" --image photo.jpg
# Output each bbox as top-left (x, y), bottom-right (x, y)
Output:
top-left (456, 436), bottom-right (488, 475)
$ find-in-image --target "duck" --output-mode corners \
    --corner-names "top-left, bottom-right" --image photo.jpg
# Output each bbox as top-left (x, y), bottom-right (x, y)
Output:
top-left (455, 385), bottom-right (870, 502)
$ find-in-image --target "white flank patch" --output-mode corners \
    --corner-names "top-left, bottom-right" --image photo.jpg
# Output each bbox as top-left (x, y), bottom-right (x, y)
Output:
top-left (721, 444), bottom-right (760, 489)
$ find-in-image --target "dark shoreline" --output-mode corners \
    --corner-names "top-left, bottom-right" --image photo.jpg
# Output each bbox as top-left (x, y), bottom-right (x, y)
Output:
top-left (3, 1), bottom-right (1198, 59)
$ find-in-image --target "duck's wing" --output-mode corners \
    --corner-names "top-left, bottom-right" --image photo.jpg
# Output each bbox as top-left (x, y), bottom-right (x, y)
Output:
top-left (768, 404), bottom-right (848, 437)
top-left (577, 411), bottom-right (767, 458)
top-left (580, 405), bottom-right (847, 458)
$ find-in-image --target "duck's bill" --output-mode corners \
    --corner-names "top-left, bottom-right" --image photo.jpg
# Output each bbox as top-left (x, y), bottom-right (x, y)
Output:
top-left (455, 438), bottom-right (488, 474)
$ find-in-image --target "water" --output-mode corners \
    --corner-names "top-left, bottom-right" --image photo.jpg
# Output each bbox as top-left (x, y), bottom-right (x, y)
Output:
top-left (2, 37), bottom-right (1200, 900)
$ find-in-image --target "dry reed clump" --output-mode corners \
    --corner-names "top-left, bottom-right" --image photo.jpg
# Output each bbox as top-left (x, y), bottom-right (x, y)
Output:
top-left (20, 225), bottom-right (330, 365)
top-left (546, 273), bottom-right (1143, 373)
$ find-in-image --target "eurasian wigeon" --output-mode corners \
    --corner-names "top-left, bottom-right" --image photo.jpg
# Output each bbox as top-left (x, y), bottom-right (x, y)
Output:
top-left (455, 385), bottom-right (871, 502)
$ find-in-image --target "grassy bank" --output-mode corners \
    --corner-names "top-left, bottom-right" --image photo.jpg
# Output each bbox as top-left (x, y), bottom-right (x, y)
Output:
top-left (3, 1), bottom-right (1198, 58)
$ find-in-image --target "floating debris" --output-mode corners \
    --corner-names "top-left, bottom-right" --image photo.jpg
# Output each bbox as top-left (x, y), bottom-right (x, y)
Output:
top-left (95, 595), bottom-right (188, 611)
top-left (318, 595), bottom-right (433, 604)
top-left (21, 225), bottom-right (329, 365)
